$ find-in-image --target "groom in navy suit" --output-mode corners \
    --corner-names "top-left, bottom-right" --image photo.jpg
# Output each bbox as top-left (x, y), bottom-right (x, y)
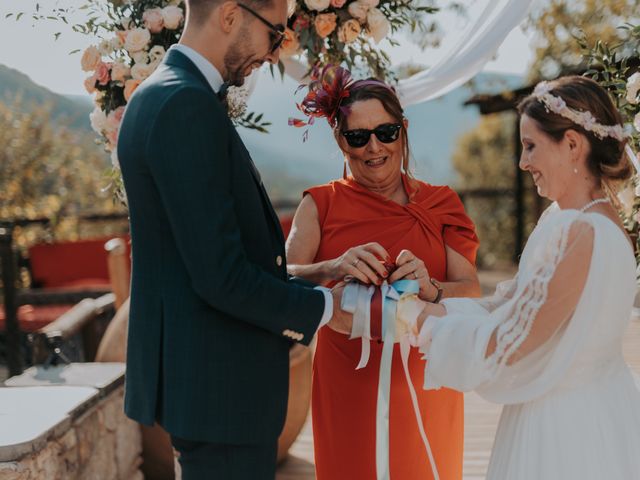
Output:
top-left (117, 0), bottom-right (348, 477)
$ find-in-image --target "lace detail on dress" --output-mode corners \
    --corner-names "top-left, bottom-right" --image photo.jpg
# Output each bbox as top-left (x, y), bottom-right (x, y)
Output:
top-left (488, 222), bottom-right (570, 369)
top-left (476, 277), bottom-right (518, 313)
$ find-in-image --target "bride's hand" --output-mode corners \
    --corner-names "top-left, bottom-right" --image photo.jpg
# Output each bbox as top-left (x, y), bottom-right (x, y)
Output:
top-left (329, 242), bottom-right (390, 285)
top-left (415, 303), bottom-right (446, 333)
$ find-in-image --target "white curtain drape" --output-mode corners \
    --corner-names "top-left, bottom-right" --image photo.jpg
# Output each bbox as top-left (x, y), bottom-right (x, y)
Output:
top-left (282, 0), bottom-right (535, 107)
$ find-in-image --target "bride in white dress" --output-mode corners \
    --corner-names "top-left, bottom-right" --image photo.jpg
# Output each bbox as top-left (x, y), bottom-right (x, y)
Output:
top-left (410, 76), bottom-right (640, 479)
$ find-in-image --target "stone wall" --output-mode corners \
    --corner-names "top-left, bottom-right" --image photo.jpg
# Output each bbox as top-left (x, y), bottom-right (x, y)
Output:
top-left (0, 364), bottom-right (142, 480)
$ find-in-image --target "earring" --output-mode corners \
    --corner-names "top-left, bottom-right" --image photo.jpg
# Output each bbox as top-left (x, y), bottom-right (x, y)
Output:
top-left (573, 167), bottom-right (578, 174)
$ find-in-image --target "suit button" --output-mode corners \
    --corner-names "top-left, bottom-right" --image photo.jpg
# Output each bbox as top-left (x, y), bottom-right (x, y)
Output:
top-left (276, 255), bottom-right (283, 267)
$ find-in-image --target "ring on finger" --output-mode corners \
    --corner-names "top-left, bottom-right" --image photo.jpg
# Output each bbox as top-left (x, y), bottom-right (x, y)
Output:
top-left (352, 258), bottom-right (360, 267)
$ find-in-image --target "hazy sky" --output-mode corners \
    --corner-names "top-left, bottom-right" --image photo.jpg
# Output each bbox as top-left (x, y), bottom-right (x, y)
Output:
top-left (0, 0), bottom-right (537, 97)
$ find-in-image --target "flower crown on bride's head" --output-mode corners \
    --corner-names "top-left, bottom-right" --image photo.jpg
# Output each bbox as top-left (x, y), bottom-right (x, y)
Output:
top-left (533, 81), bottom-right (629, 142)
top-left (289, 64), bottom-right (392, 141)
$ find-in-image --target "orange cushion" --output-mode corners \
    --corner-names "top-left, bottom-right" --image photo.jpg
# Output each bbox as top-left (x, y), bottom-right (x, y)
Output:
top-left (28, 236), bottom-right (130, 288)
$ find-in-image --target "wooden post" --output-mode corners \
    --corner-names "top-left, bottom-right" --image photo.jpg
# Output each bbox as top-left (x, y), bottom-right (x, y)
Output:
top-left (105, 238), bottom-right (130, 310)
top-left (1, 225), bottom-right (23, 376)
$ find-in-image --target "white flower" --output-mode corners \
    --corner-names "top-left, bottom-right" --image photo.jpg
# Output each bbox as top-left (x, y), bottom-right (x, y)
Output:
top-left (148, 45), bottom-right (166, 63)
top-left (111, 61), bottom-right (131, 83)
top-left (227, 86), bottom-right (249, 119)
top-left (110, 36), bottom-right (123, 50)
top-left (89, 107), bottom-right (108, 134)
top-left (98, 39), bottom-right (113, 56)
top-left (131, 62), bottom-right (154, 81)
top-left (348, 0), bottom-right (369, 23)
top-left (366, 8), bottom-right (390, 43)
top-left (618, 184), bottom-right (636, 218)
top-left (80, 45), bottom-right (101, 72)
top-left (124, 28), bottom-right (151, 53)
top-left (634, 112), bottom-right (640, 133)
top-left (162, 5), bottom-right (184, 30)
top-left (626, 72), bottom-right (640, 105)
top-left (131, 50), bottom-right (149, 64)
top-left (304, 0), bottom-right (331, 12)
top-left (121, 16), bottom-right (133, 30)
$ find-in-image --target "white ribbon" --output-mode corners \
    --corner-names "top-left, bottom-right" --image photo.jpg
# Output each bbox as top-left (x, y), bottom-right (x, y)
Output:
top-left (344, 281), bottom-right (439, 480)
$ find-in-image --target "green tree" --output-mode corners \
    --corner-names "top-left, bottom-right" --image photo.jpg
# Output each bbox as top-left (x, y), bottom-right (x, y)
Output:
top-left (524, 0), bottom-right (640, 80)
top-left (451, 113), bottom-right (543, 268)
top-left (0, 99), bottom-right (126, 249)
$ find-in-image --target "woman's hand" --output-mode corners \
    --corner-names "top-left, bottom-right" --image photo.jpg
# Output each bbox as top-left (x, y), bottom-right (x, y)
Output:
top-left (388, 249), bottom-right (438, 301)
top-left (329, 242), bottom-right (390, 285)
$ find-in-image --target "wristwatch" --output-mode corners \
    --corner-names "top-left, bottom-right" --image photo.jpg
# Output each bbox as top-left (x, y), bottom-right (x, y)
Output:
top-left (429, 277), bottom-right (443, 304)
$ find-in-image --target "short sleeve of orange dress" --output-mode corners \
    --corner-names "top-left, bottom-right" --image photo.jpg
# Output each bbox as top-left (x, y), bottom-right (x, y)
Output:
top-left (303, 176), bottom-right (478, 480)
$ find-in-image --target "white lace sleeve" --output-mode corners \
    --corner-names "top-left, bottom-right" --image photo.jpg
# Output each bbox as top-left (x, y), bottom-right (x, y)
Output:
top-left (420, 214), bottom-right (598, 403)
top-left (438, 277), bottom-right (517, 318)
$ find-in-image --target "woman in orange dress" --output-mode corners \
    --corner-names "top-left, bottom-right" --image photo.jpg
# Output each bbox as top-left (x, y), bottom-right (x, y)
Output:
top-left (286, 67), bottom-right (481, 480)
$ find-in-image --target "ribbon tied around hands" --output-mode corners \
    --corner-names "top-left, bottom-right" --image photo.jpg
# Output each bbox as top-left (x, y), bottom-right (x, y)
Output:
top-left (341, 279), bottom-right (439, 480)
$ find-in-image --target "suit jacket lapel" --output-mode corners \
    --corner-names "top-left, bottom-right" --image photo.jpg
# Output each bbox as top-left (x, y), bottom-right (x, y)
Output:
top-left (164, 49), bottom-right (284, 244)
top-left (233, 135), bottom-right (284, 243)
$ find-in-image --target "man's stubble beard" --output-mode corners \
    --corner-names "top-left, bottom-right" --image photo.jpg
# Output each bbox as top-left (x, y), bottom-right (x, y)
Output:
top-left (223, 25), bottom-right (259, 87)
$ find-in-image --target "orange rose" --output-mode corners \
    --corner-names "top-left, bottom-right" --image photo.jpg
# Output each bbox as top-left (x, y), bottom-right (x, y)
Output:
top-left (84, 75), bottom-right (97, 94)
top-left (124, 79), bottom-right (142, 101)
top-left (314, 13), bottom-right (337, 39)
top-left (280, 29), bottom-right (301, 57)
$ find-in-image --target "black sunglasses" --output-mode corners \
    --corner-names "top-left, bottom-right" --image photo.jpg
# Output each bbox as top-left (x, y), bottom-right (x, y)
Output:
top-left (237, 3), bottom-right (286, 54)
top-left (341, 123), bottom-right (403, 148)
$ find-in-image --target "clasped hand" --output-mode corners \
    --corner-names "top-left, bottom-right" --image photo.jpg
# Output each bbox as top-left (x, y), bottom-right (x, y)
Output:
top-left (327, 283), bottom-right (447, 341)
top-left (329, 243), bottom-right (439, 301)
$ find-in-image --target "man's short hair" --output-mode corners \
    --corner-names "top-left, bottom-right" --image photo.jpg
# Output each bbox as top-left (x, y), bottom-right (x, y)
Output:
top-left (186, 0), bottom-right (275, 24)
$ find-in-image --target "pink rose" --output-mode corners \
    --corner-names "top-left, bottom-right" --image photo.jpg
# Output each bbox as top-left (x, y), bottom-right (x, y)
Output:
top-left (143, 8), bottom-right (164, 34)
top-left (107, 106), bottom-right (126, 131)
top-left (95, 62), bottom-right (111, 86)
top-left (331, 0), bottom-right (347, 8)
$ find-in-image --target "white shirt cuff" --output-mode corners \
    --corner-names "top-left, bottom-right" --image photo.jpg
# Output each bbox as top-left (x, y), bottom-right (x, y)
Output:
top-left (314, 286), bottom-right (333, 331)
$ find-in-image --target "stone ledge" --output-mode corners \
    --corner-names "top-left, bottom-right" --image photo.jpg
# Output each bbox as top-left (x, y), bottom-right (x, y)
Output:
top-left (4, 363), bottom-right (125, 397)
top-left (0, 363), bottom-right (142, 479)
top-left (0, 386), bottom-right (98, 462)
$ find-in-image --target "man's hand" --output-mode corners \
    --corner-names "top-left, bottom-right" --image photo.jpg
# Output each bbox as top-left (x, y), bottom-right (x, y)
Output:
top-left (327, 283), bottom-right (353, 335)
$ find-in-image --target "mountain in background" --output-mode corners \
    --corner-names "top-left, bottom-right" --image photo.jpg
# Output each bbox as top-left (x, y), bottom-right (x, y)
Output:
top-left (0, 64), bottom-right (92, 131)
top-left (0, 62), bottom-right (523, 200)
